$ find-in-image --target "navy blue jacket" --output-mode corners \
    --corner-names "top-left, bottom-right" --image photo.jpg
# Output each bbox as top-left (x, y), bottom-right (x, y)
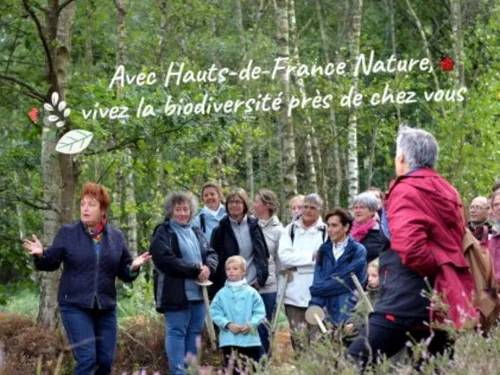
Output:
top-left (150, 220), bottom-right (218, 312)
top-left (310, 237), bottom-right (367, 325)
top-left (34, 221), bottom-right (138, 309)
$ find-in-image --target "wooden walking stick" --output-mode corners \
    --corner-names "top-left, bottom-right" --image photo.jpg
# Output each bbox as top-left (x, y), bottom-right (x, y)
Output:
top-left (268, 269), bottom-right (293, 357)
top-left (305, 305), bottom-right (328, 333)
top-left (196, 278), bottom-right (218, 351)
top-left (350, 272), bottom-right (373, 312)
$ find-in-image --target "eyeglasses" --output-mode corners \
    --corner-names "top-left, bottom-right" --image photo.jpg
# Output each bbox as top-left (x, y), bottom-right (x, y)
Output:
top-left (228, 200), bottom-right (244, 205)
top-left (470, 205), bottom-right (487, 210)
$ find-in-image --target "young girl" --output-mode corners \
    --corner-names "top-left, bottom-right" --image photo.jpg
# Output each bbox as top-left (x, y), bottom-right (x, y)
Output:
top-left (344, 259), bottom-right (380, 339)
top-left (210, 255), bottom-right (266, 372)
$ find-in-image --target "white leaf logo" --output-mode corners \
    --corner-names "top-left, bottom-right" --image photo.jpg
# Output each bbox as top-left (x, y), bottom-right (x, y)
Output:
top-left (44, 92), bottom-right (71, 128)
top-left (51, 92), bottom-right (59, 106)
top-left (55, 130), bottom-right (94, 154)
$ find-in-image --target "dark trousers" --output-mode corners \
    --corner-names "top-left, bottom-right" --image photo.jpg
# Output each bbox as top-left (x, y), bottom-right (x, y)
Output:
top-left (258, 292), bottom-right (277, 355)
top-left (59, 304), bottom-right (117, 375)
top-left (222, 346), bottom-right (261, 374)
top-left (347, 314), bottom-right (453, 369)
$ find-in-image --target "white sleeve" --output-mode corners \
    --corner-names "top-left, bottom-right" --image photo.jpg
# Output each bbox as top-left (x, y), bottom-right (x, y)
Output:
top-left (278, 225), bottom-right (314, 268)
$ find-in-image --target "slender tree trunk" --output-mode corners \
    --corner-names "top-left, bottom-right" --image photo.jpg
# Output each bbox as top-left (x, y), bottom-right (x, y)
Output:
top-left (289, 0), bottom-right (318, 195)
top-left (157, 0), bottom-right (167, 66)
top-left (36, 0), bottom-right (77, 330)
top-left (84, 0), bottom-right (93, 71)
top-left (113, 164), bottom-right (123, 228)
top-left (450, 0), bottom-right (465, 88)
top-left (13, 171), bottom-right (25, 240)
top-left (315, 0), bottom-right (341, 206)
top-left (114, 0), bottom-right (137, 255)
top-left (386, 0), bottom-right (401, 123)
top-left (275, 0), bottom-right (297, 207)
top-left (235, 0), bottom-right (255, 197)
top-left (125, 150), bottom-right (138, 258)
top-left (405, 0), bottom-right (445, 117)
top-left (347, 0), bottom-right (362, 207)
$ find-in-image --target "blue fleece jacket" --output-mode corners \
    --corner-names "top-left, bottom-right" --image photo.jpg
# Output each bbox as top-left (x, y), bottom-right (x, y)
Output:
top-left (309, 236), bottom-right (367, 325)
top-left (210, 279), bottom-right (266, 348)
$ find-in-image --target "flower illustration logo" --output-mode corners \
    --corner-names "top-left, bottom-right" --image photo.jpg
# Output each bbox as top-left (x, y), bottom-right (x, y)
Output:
top-left (44, 92), bottom-right (70, 128)
top-left (44, 91), bottom-right (94, 155)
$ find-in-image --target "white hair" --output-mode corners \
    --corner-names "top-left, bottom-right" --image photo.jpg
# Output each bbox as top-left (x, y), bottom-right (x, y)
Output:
top-left (396, 125), bottom-right (439, 170)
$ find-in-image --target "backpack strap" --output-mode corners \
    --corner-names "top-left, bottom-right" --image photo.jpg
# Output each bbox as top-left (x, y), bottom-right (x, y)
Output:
top-left (200, 214), bottom-right (206, 233)
top-left (319, 226), bottom-right (327, 243)
top-left (290, 223), bottom-right (327, 244)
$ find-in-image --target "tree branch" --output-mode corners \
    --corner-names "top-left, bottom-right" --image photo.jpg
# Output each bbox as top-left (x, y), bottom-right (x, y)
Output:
top-left (9, 193), bottom-right (59, 212)
top-left (0, 73), bottom-right (45, 102)
top-left (57, 0), bottom-right (76, 15)
top-left (31, 0), bottom-right (48, 13)
top-left (22, 0), bottom-right (54, 83)
top-left (86, 123), bottom-right (187, 155)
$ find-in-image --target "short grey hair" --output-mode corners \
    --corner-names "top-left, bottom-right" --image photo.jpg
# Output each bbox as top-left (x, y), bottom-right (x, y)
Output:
top-left (303, 193), bottom-right (324, 209)
top-left (164, 191), bottom-right (198, 220)
top-left (396, 126), bottom-right (439, 170)
top-left (353, 192), bottom-right (378, 213)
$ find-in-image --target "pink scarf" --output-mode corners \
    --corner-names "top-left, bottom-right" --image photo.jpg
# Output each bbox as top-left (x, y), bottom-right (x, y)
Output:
top-left (351, 217), bottom-right (377, 242)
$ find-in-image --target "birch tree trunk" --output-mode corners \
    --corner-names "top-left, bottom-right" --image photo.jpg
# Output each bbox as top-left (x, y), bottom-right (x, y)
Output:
top-left (347, 0), bottom-right (363, 207)
top-left (31, 0), bottom-right (78, 329)
top-left (125, 150), bottom-right (138, 258)
top-left (234, 0), bottom-right (255, 197)
top-left (85, 0), bottom-right (94, 71)
top-left (275, 0), bottom-right (298, 206)
top-left (450, 0), bottom-right (465, 88)
top-left (289, 0), bottom-right (318, 195)
top-left (405, 0), bottom-right (445, 117)
top-left (114, 0), bottom-right (137, 255)
top-left (157, 0), bottom-right (167, 66)
top-left (13, 171), bottom-right (26, 240)
top-left (315, 0), bottom-right (341, 206)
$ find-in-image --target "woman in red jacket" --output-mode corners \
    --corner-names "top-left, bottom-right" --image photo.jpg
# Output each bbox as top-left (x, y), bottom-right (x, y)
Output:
top-left (348, 126), bottom-right (475, 369)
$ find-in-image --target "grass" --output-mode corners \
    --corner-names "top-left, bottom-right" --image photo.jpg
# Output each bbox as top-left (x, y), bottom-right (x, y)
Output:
top-left (3, 282), bottom-right (500, 374)
top-left (0, 283), bottom-right (39, 318)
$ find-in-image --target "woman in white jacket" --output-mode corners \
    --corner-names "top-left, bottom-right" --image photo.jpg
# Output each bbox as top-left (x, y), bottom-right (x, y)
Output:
top-left (253, 189), bottom-right (284, 355)
top-left (278, 193), bottom-right (327, 349)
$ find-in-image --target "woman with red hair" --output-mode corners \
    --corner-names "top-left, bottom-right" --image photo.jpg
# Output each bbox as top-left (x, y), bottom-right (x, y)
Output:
top-left (23, 182), bottom-right (151, 375)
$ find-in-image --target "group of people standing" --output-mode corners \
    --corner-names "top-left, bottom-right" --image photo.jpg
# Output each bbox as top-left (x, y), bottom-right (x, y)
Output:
top-left (23, 126), bottom-right (496, 374)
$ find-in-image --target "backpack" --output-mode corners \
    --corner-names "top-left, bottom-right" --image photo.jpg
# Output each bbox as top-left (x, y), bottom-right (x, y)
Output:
top-left (462, 226), bottom-right (500, 333)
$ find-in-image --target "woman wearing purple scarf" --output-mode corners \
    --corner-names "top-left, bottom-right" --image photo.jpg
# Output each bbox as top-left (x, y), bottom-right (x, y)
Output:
top-left (351, 192), bottom-right (384, 263)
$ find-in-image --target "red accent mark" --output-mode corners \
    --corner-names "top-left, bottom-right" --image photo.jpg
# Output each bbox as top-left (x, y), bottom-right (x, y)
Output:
top-left (28, 107), bottom-right (39, 123)
top-left (440, 57), bottom-right (454, 71)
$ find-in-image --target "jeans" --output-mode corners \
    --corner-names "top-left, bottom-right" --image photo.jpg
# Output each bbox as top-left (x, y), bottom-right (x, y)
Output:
top-left (59, 304), bottom-right (117, 375)
top-left (164, 301), bottom-right (206, 375)
top-left (258, 292), bottom-right (276, 355)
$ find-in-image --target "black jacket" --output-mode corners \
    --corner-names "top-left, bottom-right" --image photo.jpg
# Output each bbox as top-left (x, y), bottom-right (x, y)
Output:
top-left (373, 229), bottom-right (432, 323)
top-left (210, 215), bottom-right (269, 296)
top-left (150, 220), bottom-right (218, 312)
top-left (360, 228), bottom-right (384, 264)
top-left (34, 221), bottom-right (137, 310)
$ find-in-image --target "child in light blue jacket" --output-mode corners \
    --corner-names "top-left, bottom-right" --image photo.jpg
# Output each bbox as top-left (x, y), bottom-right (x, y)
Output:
top-left (210, 255), bottom-right (266, 371)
